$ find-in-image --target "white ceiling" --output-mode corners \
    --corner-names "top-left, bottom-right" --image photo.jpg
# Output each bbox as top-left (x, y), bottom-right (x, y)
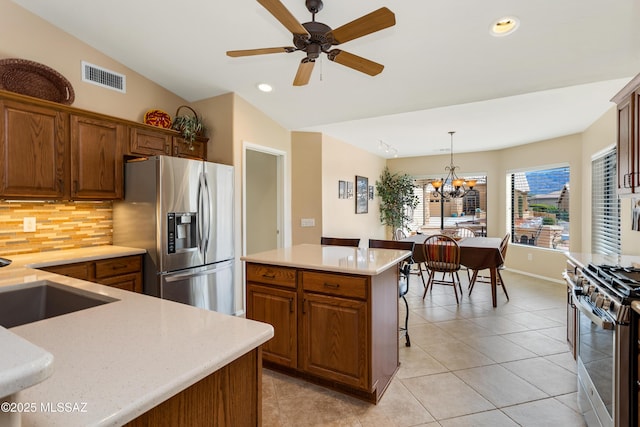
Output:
top-left (12, 0), bottom-right (640, 158)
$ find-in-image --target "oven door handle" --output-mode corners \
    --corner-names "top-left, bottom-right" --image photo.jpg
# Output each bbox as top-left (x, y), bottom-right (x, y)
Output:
top-left (572, 288), bottom-right (615, 330)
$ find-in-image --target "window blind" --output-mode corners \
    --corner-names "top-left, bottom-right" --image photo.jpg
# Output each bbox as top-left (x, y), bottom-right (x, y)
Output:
top-left (592, 148), bottom-right (620, 255)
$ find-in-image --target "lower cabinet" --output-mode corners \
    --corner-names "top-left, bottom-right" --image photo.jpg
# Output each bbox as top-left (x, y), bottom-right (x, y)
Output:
top-left (40, 255), bottom-right (143, 293)
top-left (247, 283), bottom-right (297, 368)
top-left (124, 348), bottom-right (261, 427)
top-left (301, 292), bottom-right (368, 389)
top-left (245, 262), bottom-right (398, 403)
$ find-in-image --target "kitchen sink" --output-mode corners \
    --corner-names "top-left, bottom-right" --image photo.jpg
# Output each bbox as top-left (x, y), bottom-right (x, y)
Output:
top-left (0, 281), bottom-right (118, 328)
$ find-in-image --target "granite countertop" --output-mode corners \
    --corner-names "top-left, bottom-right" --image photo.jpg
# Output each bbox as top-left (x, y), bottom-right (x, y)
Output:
top-left (0, 246), bottom-right (273, 426)
top-left (240, 243), bottom-right (412, 275)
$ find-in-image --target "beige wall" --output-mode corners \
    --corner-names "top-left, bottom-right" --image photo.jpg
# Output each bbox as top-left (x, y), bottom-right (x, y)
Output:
top-left (1, 0), bottom-right (187, 121)
top-left (291, 132), bottom-right (323, 245)
top-left (320, 134), bottom-right (387, 245)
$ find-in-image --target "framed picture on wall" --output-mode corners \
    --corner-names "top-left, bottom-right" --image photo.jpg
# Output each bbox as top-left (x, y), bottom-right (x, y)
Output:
top-left (338, 180), bottom-right (346, 199)
top-left (633, 198), bottom-right (640, 231)
top-left (356, 175), bottom-right (368, 214)
top-left (347, 181), bottom-right (354, 199)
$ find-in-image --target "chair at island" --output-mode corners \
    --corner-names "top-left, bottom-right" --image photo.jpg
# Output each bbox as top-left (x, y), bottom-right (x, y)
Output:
top-left (422, 234), bottom-right (463, 304)
top-left (320, 237), bottom-right (360, 247)
top-left (368, 238), bottom-right (415, 347)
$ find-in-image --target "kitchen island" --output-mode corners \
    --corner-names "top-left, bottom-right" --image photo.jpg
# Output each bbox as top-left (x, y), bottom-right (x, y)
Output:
top-left (0, 246), bottom-right (273, 426)
top-left (241, 243), bottom-right (411, 403)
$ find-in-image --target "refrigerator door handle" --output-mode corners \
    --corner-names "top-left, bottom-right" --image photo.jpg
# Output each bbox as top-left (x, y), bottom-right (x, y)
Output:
top-left (202, 172), bottom-right (211, 255)
top-left (197, 172), bottom-right (205, 256)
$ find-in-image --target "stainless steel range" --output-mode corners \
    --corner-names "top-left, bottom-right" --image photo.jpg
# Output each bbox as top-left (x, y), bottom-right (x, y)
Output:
top-left (572, 263), bottom-right (640, 427)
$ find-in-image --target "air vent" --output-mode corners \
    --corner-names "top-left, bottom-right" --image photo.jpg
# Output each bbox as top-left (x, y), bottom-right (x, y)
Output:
top-left (81, 61), bottom-right (126, 93)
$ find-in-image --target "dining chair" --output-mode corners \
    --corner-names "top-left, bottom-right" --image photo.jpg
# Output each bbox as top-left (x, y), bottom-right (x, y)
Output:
top-left (422, 234), bottom-right (463, 304)
top-left (394, 228), bottom-right (408, 240)
top-left (455, 226), bottom-right (477, 238)
top-left (320, 237), bottom-right (360, 247)
top-left (468, 233), bottom-right (510, 300)
top-left (454, 226), bottom-right (476, 280)
top-left (368, 239), bottom-right (415, 347)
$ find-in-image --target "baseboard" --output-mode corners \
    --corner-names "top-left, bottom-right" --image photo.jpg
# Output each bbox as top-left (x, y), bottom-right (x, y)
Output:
top-left (503, 267), bottom-right (564, 284)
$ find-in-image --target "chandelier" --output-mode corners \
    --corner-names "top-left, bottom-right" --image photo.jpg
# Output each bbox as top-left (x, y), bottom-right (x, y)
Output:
top-left (430, 131), bottom-right (476, 199)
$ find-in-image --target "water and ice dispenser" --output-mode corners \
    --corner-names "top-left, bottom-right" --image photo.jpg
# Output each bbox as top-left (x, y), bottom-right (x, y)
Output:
top-left (167, 213), bottom-right (197, 253)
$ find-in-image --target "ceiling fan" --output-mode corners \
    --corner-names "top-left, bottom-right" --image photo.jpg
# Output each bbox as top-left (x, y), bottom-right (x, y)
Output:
top-left (227, 0), bottom-right (396, 86)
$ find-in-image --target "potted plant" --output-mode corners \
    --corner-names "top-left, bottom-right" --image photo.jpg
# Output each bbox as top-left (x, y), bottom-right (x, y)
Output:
top-left (375, 167), bottom-right (419, 239)
top-left (172, 105), bottom-right (206, 148)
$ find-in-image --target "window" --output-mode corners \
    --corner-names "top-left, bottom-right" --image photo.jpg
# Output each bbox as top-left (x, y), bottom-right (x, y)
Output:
top-left (592, 148), bottom-right (620, 255)
top-left (509, 166), bottom-right (569, 250)
top-left (410, 176), bottom-right (487, 233)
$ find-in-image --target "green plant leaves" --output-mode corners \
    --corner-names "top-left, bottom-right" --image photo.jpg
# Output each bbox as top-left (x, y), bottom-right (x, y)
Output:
top-left (375, 167), bottom-right (419, 231)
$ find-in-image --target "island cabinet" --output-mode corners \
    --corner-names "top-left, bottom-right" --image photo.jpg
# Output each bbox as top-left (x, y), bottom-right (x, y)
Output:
top-left (246, 263), bottom-right (298, 368)
top-left (40, 254), bottom-right (143, 293)
top-left (245, 252), bottom-right (400, 404)
top-left (612, 73), bottom-right (640, 196)
top-left (0, 99), bottom-right (68, 199)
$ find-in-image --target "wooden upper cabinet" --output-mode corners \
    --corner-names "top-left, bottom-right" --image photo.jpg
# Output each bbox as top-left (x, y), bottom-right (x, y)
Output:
top-left (70, 114), bottom-right (124, 199)
top-left (612, 74), bottom-right (640, 196)
top-left (130, 125), bottom-right (172, 156)
top-left (0, 100), bottom-right (68, 198)
top-left (172, 136), bottom-right (206, 160)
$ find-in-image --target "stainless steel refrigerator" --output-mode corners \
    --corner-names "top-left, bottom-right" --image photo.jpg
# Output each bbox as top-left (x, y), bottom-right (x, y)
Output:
top-left (113, 156), bottom-right (235, 315)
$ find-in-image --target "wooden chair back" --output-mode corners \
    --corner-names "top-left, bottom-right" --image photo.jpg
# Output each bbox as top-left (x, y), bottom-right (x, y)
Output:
top-left (422, 234), bottom-right (461, 273)
top-left (320, 237), bottom-right (360, 247)
top-left (455, 226), bottom-right (476, 238)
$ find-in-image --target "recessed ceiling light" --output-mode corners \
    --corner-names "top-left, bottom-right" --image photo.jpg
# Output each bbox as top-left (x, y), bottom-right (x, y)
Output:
top-left (490, 16), bottom-right (519, 37)
top-left (257, 83), bottom-right (273, 92)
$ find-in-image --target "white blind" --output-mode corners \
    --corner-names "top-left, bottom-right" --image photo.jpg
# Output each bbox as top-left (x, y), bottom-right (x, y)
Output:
top-left (592, 148), bottom-right (620, 255)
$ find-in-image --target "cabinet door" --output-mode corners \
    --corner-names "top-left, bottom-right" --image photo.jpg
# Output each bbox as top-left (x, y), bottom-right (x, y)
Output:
top-left (618, 97), bottom-right (634, 194)
top-left (172, 136), bottom-right (206, 160)
top-left (301, 292), bottom-right (368, 390)
top-left (0, 100), bottom-right (68, 198)
top-left (247, 283), bottom-right (297, 368)
top-left (70, 114), bottom-right (124, 199)
top-left (130, 126), bottom-right (171, 156)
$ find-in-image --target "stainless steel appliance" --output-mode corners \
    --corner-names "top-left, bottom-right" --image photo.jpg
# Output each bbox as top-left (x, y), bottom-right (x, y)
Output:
top-left (113, 156), bottom-right (235, 315)
top-left (571, 263), bottom-right (640, 427)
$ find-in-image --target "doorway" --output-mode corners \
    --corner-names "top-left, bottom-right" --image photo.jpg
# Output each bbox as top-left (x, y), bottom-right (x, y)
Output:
top-left (243, 143), bottom-right (286, 256)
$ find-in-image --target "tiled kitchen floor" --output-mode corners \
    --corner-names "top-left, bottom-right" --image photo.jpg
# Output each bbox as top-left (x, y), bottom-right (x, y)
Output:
top-left (262, 270), bottom-right (587, 426)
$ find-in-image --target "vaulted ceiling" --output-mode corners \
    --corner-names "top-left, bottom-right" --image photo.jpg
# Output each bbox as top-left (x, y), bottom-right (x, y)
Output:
top-left (13, 0), bottom-right (640, 157)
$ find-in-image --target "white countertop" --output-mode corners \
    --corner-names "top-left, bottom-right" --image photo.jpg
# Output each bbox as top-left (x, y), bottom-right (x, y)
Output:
top-left (241, 243), bottom-right (412, 275)
top-left (0, 246), bottom-right (273, 426)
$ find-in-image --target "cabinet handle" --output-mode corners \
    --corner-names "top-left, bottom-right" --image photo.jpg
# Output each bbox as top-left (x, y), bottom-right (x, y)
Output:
top-left (164, 144), bottom-right (170, 154)
top-left (323, 282), bottom-right (340, 289)
top-left (302, 299), bottom-right (306, 314)
top-left (173, 145), bottom-right (178, 156)
top-left (73, 180), bottom-right (78, 193)
top-left (289, 298), bottom-right (294, 313)
top-left (262, 273), bottom-right (276, 279)
top-left (111, 263), bottom-right (127, 270)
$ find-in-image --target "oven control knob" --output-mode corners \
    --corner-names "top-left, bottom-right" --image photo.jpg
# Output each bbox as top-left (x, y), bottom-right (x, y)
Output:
top-left (595, 294), bottom-right (604, 308)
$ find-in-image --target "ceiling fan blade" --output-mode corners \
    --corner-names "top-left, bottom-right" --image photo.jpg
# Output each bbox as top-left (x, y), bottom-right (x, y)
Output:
top-left (327, 49), bottom-right (384, 76)
top-left (227, 47), bottom-right (295, 57)
top-left (257, 0), bottom-right (310, 37)
top-left (293, 59), bottom-right (315, 86)
top-left (327, 7), bottom-right (395, 45)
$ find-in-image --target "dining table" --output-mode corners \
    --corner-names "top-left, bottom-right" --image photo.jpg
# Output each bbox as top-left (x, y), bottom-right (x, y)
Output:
top-left (403, 234), bottom-right (504, 307)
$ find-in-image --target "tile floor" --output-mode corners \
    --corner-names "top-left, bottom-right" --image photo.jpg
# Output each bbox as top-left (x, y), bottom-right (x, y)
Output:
top-left (262, 270), bottom-right (587, 426)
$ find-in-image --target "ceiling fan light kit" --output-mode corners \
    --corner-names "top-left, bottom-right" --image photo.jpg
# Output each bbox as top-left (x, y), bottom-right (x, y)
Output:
top-left (227, 0), bottom-right (396, 86)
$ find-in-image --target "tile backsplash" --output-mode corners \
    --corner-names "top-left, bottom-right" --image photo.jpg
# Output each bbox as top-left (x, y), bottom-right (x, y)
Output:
top-left (0, 201), bottom-right (113, 256)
